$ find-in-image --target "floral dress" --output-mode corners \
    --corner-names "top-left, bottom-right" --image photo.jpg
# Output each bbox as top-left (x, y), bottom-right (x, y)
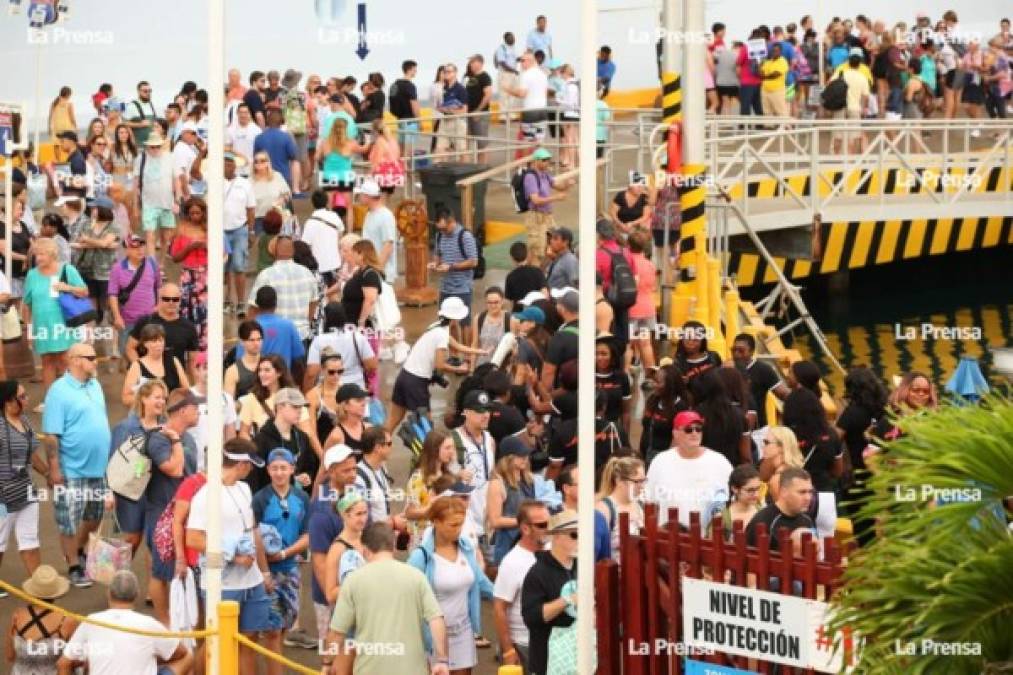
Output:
top-left (169, 232), bottom-right (208, 351)
top-left (405, 469), bottom-right (435, 549)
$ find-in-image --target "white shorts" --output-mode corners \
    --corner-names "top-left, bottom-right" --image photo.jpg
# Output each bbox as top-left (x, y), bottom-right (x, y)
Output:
top-left (314, 601), bottom-right (333, 642)
top-left (0, 501), bottom-right (41, 552)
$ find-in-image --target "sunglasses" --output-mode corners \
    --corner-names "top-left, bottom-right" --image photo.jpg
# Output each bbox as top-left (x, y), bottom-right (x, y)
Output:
top-left (326, 369), bottom-right (345, 376)
top-left (161, 296), bottom-right (182, 303)
top-left (682, 425), bottom-right (704, 433)
top-left (530, 521), bottom-right (549, 529)
top-left (627, 477), bottom-right (646, 485)
top-left (566, 532), bottom-right (578, 540)
top-left (254, 158), bottom-right (269, 164)
top-left (76, 354), bottom-right (98, 361)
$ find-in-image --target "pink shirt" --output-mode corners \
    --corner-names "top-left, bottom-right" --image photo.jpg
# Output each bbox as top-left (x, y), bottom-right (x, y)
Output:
top-left (628, 252), bottom-right (657, 320)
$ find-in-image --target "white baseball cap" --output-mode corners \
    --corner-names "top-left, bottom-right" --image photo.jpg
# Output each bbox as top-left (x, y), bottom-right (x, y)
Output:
top-left (520, 290), bottom-right (546, 307)
top-left (354, 178), bottom-right (381, 198)
top-left (180, 121), bottom-right (200, 135)
top-left (550, 286), bottom-right (578, 300)
top-left (438, 296), bottom-right (469, 321)
top-left (324, 444), bottom-right (354, 468)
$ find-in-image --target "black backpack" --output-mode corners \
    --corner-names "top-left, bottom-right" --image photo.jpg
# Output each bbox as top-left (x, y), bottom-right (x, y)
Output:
top-left (605, 249), bottom-right (638, 309)
top-left (438, 227), bottom-right (486, 280)
top-left (821, 75), bottom-right (848, 111)
top-left (511, 168), bottom-right (539, 213)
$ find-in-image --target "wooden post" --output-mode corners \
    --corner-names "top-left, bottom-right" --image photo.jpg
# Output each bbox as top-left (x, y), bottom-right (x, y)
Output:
top-left (595, 561), bottom-right (621, 675)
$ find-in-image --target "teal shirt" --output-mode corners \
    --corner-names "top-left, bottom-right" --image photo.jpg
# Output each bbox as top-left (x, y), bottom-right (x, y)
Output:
top-left (919, 54), bottom-right (938, 91)
top-left (23, 263), bottom-right (87, 354)
top-left (43, 372), bottom-right (111, 479)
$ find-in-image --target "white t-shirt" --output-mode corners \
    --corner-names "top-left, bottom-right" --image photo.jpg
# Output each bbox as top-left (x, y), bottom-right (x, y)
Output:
top-left (362, 206), bottom-right (397, 280)
top-left (226, 121), bottom-right (262, 169)
top-left (519, 66), bottom-right (548, 111)
top-left (63, 608), bottom-right (178, 675)
top-left (224, 176), bottom-right (256, 231)
top-left (450, 427), bottom-right (495, 536)
top-left (172, 142), bottom-right (198, 180)
top-left (187, 481), bottom-right (263, 590)
top-left (189, 387), bottom-right (237, 472)
top-left (300, 209), bottom-right (344, 272)
top-left (644, 448), bottom-right (733, 530)
top-left (493, 544), bottom-right (537, 646)
top-left (402, 324), bottom-right (450, 380)
top-left (306, 328), bottom-right (375, 388)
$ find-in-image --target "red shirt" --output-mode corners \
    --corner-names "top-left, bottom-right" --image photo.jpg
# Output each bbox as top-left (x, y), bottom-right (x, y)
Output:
top-left (737, 44), bottom-right (762, 86)
top-left (595, 240), bottom-right (635, 294)
top-left (174, 473), bottom-right (208, 567)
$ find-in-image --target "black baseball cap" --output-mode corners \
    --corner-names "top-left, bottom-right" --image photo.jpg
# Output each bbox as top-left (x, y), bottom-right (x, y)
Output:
top-left (336, 383), bottom-right (370, 402)
top-left (462, 390), bottom-right (492, 413)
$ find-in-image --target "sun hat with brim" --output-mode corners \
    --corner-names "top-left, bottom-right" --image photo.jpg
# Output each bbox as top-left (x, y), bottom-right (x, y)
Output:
top-left (532, 147), bottom-right (552, 161)
top-left (223, 151), bottom-right (248, 169)
top-left (53, 196), bottom-right (81, 207)
top-left (23, 565), bottom-right (70, 600)
top-left (438, 296), bottom-right (469, 321)
top-left (548, 509), bottom-right (578, 534)
top-left (145, 134), bottom-right (166, 147)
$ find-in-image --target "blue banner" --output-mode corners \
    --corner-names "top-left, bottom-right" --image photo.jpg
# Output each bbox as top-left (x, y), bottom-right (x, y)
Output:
top-left (684, 659), bottom-right (759, 675)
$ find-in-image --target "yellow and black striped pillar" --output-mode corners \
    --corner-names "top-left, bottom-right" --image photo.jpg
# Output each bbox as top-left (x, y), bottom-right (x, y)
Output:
top-left (661, 71), bottom-right (682, 122)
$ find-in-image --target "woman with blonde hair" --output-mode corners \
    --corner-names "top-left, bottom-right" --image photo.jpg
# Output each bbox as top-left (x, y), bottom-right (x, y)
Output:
top-left (757, 425), bottom-right (802, 496)
top-left (251, 150), bottom-right (291, 235)
top-left (335, 231), bottom-right (361, 295)
top-left (368, 118), bottom-right (404, 195)
top-left (315, 117), bottom-right (366, 226)
top-left (323, 491), bottom-right (369, 605)
top-left (485, 438), bottom-right (536, 567)
top-left (405, 430), bottom-right (457, 547)
top-left (595, 455), bottom-right (645, 560)
top-left (48, 86), bottom-right (77, 140)
top-left (110, 378), bottom-right (168, 552)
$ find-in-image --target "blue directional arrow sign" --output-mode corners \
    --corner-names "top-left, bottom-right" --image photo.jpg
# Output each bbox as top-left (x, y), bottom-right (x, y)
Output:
top-left (355, 2), bottom-right (369, 60)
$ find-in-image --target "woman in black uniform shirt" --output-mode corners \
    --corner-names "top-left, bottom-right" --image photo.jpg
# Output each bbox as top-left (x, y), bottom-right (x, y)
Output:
top-left (675, 320), bottom-right (723, 383)
top-left (594, 334), bottom-right (632, 432)
top-left (639, 362), bottom-right (692, 466)
top-left (609, 176), bottom-right (653, 242)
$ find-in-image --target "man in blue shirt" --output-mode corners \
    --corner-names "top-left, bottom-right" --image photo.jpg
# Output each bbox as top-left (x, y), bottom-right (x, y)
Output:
top-left (238, 285), bottom-right (305, 373)
top-left (42, 343), bottom-right (112, 588)
top-left (252, 448), bottom-right (311, 647)
top-left (430, 205), bottom-right (479, 345)
top-left (253, 109), bottom-right (300, 191)
top-left (597, 46), bottom-right (616, 96)
top-left (527, 15), bottom-right (553, 58)
top-left (307, 445), bottom-right (359, 642)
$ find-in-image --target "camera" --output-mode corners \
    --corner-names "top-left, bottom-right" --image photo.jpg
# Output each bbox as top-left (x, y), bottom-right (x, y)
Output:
top-left (430, 372), bottom-right (450, 388)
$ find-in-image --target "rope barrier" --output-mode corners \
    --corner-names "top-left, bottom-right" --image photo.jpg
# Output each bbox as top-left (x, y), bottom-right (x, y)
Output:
top-left (234, 633), bottom-right (322, 675)
top-left (0, 578), bottom-right (215, 639)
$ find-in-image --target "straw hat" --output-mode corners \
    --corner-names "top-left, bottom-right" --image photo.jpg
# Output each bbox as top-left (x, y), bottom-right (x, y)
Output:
top-left (22, 565), bottom-right (70, 600)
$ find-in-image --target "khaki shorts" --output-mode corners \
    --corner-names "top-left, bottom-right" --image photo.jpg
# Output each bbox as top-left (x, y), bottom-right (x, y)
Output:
top-left (524, 211), bottom-right (555, 264)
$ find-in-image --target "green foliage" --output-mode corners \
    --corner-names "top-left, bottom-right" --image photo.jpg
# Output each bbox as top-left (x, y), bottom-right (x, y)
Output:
top-left (828, 395), bottom-right (1013, 674)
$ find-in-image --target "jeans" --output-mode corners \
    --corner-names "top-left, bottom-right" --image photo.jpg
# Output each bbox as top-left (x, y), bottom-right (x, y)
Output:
top-left (739, 84), bottom-right (763, 115)
top-left (886, 86), bottom-right (903, 113)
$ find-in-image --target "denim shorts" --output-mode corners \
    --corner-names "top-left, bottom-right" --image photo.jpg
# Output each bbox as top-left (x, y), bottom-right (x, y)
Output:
top-left (224, 227), bottom-right (249, 273)
top-left (218, 583), bottom-right (282, 633)
top-left (114, 491), bottom-right (146, 534)
top-left (146, 518), bottom-right (176, 582)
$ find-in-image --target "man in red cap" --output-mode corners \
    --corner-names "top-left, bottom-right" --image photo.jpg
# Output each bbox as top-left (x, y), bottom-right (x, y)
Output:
top-left (644, 410), bottom-right (733, 531)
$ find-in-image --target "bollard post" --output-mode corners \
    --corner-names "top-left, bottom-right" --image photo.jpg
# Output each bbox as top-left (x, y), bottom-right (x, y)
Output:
top-left (707, 257), bottom-right (725, 357)
top-left (724, 289), bottom-right (740, 347)
top-left (498, 666), bottom-right (524, 675)
top-left (217, 601), bottom-right (239, 675)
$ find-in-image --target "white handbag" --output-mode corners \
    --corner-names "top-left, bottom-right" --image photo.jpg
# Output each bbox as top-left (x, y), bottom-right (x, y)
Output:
top-left (372, 280), bottom-right (402, 334)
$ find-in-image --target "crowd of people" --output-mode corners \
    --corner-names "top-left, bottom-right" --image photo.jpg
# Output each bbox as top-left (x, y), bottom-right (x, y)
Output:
top-left (0, 7), bottom-right (1003, 675)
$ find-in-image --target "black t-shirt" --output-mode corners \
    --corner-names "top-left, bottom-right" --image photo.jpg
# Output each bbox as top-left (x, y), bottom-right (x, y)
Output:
top-left (242, 89), bottom-right (266, 119)
top-left (465, 71), bottom-right (493, 112)
top-left (612, 190), bottom-right (648, 224)
top-left (488, 400), bottom-right (526, 445)
top-left (798, 433), bottom-right (842, 493)
top-left (357, 91), bottom-right (386, 124)
top-left (700, 405), bottom-right (748, 467)
top-left (0, 220), bottom-right (32, 278)
top-left (746, 505), bottom-right (815, 551)
top-left (536, 298), bottom-right (562, 333)
top-left (744, 359), bottom-right (782, 427)
top-left (341, 267), bottom-right (383, 328)
top-left (545, 321), bottom-right (579, 386)
top-left (130, 314), bottom-right (199, 367)
top-left (836, 402), bottom-right (876, 472)
top-left (639, 395), bottom-right (690, 458)
top-left (521, 551), bottom-right (576, 675)
top-left (677, 351), bottom-right (723, 383)
top-left (508, 384), bottom-right (532, 421)
top-left (251, 420), bottom-right (316, 494)
top-left (389, 79), bottom-right (418, 119)
top-left (344, 92), bottom-right (362, 115)
top-left (595, 370), bottom-right (631, 424)
top-left (547, 391), bottom-right (578, 468)
top-left (504, 265), bottom-right (546, 307)
top-left (594, 418), bottom-right (628, 474)
top-left (264, 86), bottom-right (284, 106)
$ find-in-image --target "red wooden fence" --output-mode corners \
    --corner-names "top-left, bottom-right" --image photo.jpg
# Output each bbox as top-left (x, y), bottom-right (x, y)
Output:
top-left (595, 502), bottom-right (848, 675)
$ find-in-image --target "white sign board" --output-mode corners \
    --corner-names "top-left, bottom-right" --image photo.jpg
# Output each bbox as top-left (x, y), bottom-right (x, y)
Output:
top-left (682, 578), bottom-right (857, 672)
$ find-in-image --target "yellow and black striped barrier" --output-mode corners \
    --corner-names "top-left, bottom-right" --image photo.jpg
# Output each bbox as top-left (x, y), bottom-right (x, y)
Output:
top-left (728, 214), bottom-right (1012, 286)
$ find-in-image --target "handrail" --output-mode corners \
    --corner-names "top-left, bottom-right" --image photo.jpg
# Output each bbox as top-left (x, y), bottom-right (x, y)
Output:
top-left (456, 152), bottom-right (536, 187)
top-left (0, 578), bottom-right (215, 639)
top-left (235, 633), bottom-right (320, 675)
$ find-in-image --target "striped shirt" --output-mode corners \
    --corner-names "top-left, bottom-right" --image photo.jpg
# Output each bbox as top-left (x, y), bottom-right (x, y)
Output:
top-left (435, 224), bottom-right (478, 294)
top-left (249, 260), bottom-right (319, 339)
top-left (0, 416), bottom-right (39, 513)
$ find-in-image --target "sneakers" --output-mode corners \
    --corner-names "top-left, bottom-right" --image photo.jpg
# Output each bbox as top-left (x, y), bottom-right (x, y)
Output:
top-left (283, 629), bottom-right (318, 649)
top-left (236, 303), bottom-right (247, 319)
top-left (69, 566), bottom-right (92, 588)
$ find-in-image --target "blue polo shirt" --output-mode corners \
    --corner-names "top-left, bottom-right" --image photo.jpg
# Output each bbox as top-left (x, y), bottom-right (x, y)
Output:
top-left (253, 483), bottom-right (311, 573)
top-left (235, 312), bottom-right (305, 368)
top-left (308, 486), bottom-right (344, 605)
top-left (253, 128), bottom-right (298, 188)
top-left (43, 373), bottom-right (111, 479)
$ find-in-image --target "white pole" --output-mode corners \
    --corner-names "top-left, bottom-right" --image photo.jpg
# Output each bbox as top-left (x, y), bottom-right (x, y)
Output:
top-left (662, 0), bottom-right (680, 74)
top-left (576, 0), bottom-right (597, 673)
top-left (204, 0), bottom-right (225, 672)
top-left (684, 0), bottom-right (705, 164)
top-left (818, 0), bottom-right (825, 86)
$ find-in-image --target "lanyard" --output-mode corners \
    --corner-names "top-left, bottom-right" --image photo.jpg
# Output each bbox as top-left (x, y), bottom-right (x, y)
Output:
top-left (464, 429), bottom-right (489, 480)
